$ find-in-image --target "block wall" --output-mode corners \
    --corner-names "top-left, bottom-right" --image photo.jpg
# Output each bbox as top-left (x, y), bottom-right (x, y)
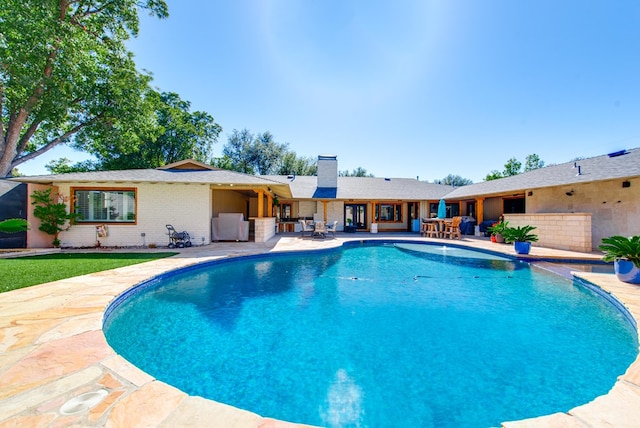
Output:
top-left (504, 213), bottom-right (592, 252)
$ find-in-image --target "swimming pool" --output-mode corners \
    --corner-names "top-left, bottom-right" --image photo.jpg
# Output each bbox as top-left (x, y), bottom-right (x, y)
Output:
top-left (104, 242), bottom-right (638, 427)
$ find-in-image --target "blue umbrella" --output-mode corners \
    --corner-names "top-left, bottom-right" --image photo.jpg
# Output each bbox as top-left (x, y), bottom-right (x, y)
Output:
top-left (437, 199), bottom-right (447, 218)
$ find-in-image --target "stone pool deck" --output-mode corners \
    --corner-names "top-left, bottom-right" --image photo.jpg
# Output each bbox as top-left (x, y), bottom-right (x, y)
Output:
top-left (1, 234), bottom-right (639, 427)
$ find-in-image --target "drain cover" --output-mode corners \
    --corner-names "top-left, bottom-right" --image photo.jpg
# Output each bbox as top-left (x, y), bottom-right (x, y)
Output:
top-left (60, 389), bottom-right (109, 415)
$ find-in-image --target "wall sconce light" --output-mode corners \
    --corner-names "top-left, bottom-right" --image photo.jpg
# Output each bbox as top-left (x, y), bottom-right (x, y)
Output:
top-left (565, 190), bottom-right (574, 196)
top-left (622, 181), bottom-right (631, 188)
top-left (527, 191), bottom-right (533, 196)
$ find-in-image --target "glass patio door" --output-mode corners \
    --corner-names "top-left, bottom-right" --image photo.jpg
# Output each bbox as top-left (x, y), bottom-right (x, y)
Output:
top-left (344, 204), bottom-right (367, 229)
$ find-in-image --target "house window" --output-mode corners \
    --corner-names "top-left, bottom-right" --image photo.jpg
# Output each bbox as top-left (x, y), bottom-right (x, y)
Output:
top-left (73, 188), bottom-right (136, 223)
top-left (375, 203), bottom-right (402, 223)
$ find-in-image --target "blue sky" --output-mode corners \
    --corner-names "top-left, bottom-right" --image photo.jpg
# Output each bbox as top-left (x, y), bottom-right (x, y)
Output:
top-left (20, 0), bottom-right (640, 182)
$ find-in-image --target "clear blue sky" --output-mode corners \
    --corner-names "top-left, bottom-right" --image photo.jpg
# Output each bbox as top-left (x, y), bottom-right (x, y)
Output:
top-left (19, 0), bottom-right (640, 183)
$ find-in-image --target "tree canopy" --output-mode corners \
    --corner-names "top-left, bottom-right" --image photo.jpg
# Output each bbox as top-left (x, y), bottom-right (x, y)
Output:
top-left (339, 167), bottom-right (374, 177)
top-left (219, 128), bottom-right (315, 175)
top-left (432, 174), bottom-right (473, 186)
top-left (0, 0), bottom-right (169, 177)
top-left (484, 154), bottom-right (545, 181)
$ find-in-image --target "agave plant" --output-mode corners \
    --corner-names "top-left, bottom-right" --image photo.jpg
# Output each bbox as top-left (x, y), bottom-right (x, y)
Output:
top-left (502, 225), bottom-right (538, 243)
top-left (599, 235), bottom-right (640, 268)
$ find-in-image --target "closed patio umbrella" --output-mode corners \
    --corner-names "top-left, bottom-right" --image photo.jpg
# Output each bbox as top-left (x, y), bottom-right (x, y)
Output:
top-left (437, 199), bottom-right (447, 218)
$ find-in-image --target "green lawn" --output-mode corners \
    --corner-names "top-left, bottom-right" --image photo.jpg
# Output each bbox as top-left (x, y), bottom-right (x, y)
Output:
top-left (0, 252), bottom-right (177, 293)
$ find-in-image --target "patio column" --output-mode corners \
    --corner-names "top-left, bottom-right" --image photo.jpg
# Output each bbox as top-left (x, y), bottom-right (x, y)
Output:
top-left (476, 197), bottom-right (485, 224)
top-left (256, 189), bottom-right (264, 218)
top-left (267, 193), bottom-right (273, 217)
top-left (322, 200), bottom-right (328, 222)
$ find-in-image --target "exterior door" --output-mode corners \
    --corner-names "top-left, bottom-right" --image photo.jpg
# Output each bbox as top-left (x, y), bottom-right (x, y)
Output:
top-left (344, 204), bottom-right (367, 230)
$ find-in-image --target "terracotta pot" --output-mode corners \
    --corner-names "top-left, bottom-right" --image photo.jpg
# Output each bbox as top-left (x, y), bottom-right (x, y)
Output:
top-left (615, 260), bottom-right (640, 284)
top-left (494, 233), bottom-right (504, 243)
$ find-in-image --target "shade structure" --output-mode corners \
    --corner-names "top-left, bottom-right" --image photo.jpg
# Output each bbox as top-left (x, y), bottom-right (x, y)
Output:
top-left (437, 199), bottom-right (447, 218)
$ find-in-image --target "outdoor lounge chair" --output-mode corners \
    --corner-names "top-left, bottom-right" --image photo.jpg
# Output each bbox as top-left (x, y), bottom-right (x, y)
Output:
top-left (299, 219), bottom-right (314, 237)
top-left (326, 220), bottom-right (338, 238)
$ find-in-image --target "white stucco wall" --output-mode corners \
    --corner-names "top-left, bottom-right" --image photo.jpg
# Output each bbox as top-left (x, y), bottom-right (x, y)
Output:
top-left (55, 182), bottom-right (211, 248)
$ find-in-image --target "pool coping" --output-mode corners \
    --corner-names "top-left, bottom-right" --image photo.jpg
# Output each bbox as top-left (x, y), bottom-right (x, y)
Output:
top-left (1, 234), bottom-right (639, 427)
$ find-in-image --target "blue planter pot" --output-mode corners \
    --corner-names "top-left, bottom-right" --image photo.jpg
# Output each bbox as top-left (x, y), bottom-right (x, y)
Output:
top-left (615, 260), bottom-right (640, 284)
top-left (514, 241), bottom-right (531, 254)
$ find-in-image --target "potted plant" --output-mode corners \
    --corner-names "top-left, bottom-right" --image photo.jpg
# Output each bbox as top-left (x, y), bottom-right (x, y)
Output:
top-left (502, 225), bottom-right (538, 254)
top-left (345, 218), bottom-right (356, 233)
top-left (599, 235), bottom-right (640, 284)
top-left (487, 220), bottom-right (509, 243)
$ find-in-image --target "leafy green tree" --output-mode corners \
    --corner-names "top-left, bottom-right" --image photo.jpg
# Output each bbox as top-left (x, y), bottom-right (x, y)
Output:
top-left (484, 170), bottom-right (503, 181)
top-left (432, 174), bottom-right (473, 186)
top-left (503, 157), bottom-right (522, 177)
top-left (339, 167), bottom-right (374, 177)
top-left (31, 188), bottom-right (81, 247)
top-left (524, 153), bottom-right (545, 171)
top-left (86, 91), bottom-right (221, 170)
top-left (0, 0), bottom-right (169, 177)
top-left (221, 129), bottom-right (290, 175)
top-left (277, 152), bottom-right (317, 176)
top-left (46, 158), bottom-right (95, 174)
top-left (250, 132), bottom-right (288, 175)
top-left (222, 129), bottom-right (257, 174)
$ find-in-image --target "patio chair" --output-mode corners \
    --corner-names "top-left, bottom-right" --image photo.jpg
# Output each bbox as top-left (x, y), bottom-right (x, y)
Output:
top-left (442, 216), bottom-right (462, 239)
top-left (299, 219), bottom-right (314, 237)
top-left (313, 221), bottom-right (326, 239)
top-left (326, 220), bottom-right (338, 238)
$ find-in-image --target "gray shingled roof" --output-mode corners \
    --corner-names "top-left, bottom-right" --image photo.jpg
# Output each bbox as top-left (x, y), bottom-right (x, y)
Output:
top-left (11, 168), bottom-right (285, 186)
top-left (444, 147), bottom-right (640, 199)
top-left (264, 176), bottom-right (452, 200)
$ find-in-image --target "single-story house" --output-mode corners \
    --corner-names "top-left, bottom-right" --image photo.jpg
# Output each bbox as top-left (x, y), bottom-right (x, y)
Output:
top-left (4, 148), bottom-right (639, 251)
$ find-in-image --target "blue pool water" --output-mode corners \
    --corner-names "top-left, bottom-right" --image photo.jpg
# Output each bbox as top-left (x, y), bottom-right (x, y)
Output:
top-left (104, 242), bottom-right (637, 427)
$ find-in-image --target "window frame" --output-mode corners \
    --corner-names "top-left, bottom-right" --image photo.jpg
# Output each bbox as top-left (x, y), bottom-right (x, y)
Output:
top-left (374, 202), bottom-right (403, 223)
top-left (72, 187), bottom-right (138, 224)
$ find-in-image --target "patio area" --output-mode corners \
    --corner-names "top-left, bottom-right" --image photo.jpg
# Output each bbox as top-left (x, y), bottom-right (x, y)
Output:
top-left (1, 234), bottom-right (639, 427)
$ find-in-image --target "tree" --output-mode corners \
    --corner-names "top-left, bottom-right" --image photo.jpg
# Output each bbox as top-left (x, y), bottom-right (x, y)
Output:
top-left (221, 129), bottom-right (289, 175)
top-left (0, 0), bottom-right (169, 177)
top-left (250, 132), bottom-right (288, 175)
top-left (31, 188), bottom-right (80, 247)
top-left (484, 170), bottom-right (503, 181)
top-left (503, 157), bottom-right (522, 177)
top-left (277, 152), bottom-right (317, 176)
top-left (81, 90), bottom-right (222, 170)
top-left (222, 129), bottom-right (258, 174)
top-left (432, 174), bottom-right (473, 186)
top-left (46, 157), bottom-right (95, 174)
top-left (339, 167), bottom-right (374, 177)
top-left (524, 153), bottom-right (545, 172)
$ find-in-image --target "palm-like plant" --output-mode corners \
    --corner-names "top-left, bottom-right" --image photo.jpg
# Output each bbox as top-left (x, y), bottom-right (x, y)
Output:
top-left (599, 235), bottom-right (640, 268)
top-left (502, 225), bottom-right (538, 243)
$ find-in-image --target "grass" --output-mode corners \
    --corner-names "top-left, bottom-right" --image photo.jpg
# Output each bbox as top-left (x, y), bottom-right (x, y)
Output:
top-left (0, 252), bottom-right (177, 293)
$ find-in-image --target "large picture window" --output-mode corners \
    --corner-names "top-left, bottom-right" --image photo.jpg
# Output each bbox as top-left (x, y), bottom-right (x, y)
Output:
top-left (374, 203), bottom-right (402, 223)
top-left (73, 188), bottom-right (136, 223)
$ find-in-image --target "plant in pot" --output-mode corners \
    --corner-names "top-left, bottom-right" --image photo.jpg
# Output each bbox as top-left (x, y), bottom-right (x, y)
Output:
top-left (487, 220), bottom-right (509, 243)
top-left (344, 218), bottom-right (354, 233)
top-left (599, 235), bottom-right (640, 284)
top-left (502, 225), bottom-right (538, 254)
